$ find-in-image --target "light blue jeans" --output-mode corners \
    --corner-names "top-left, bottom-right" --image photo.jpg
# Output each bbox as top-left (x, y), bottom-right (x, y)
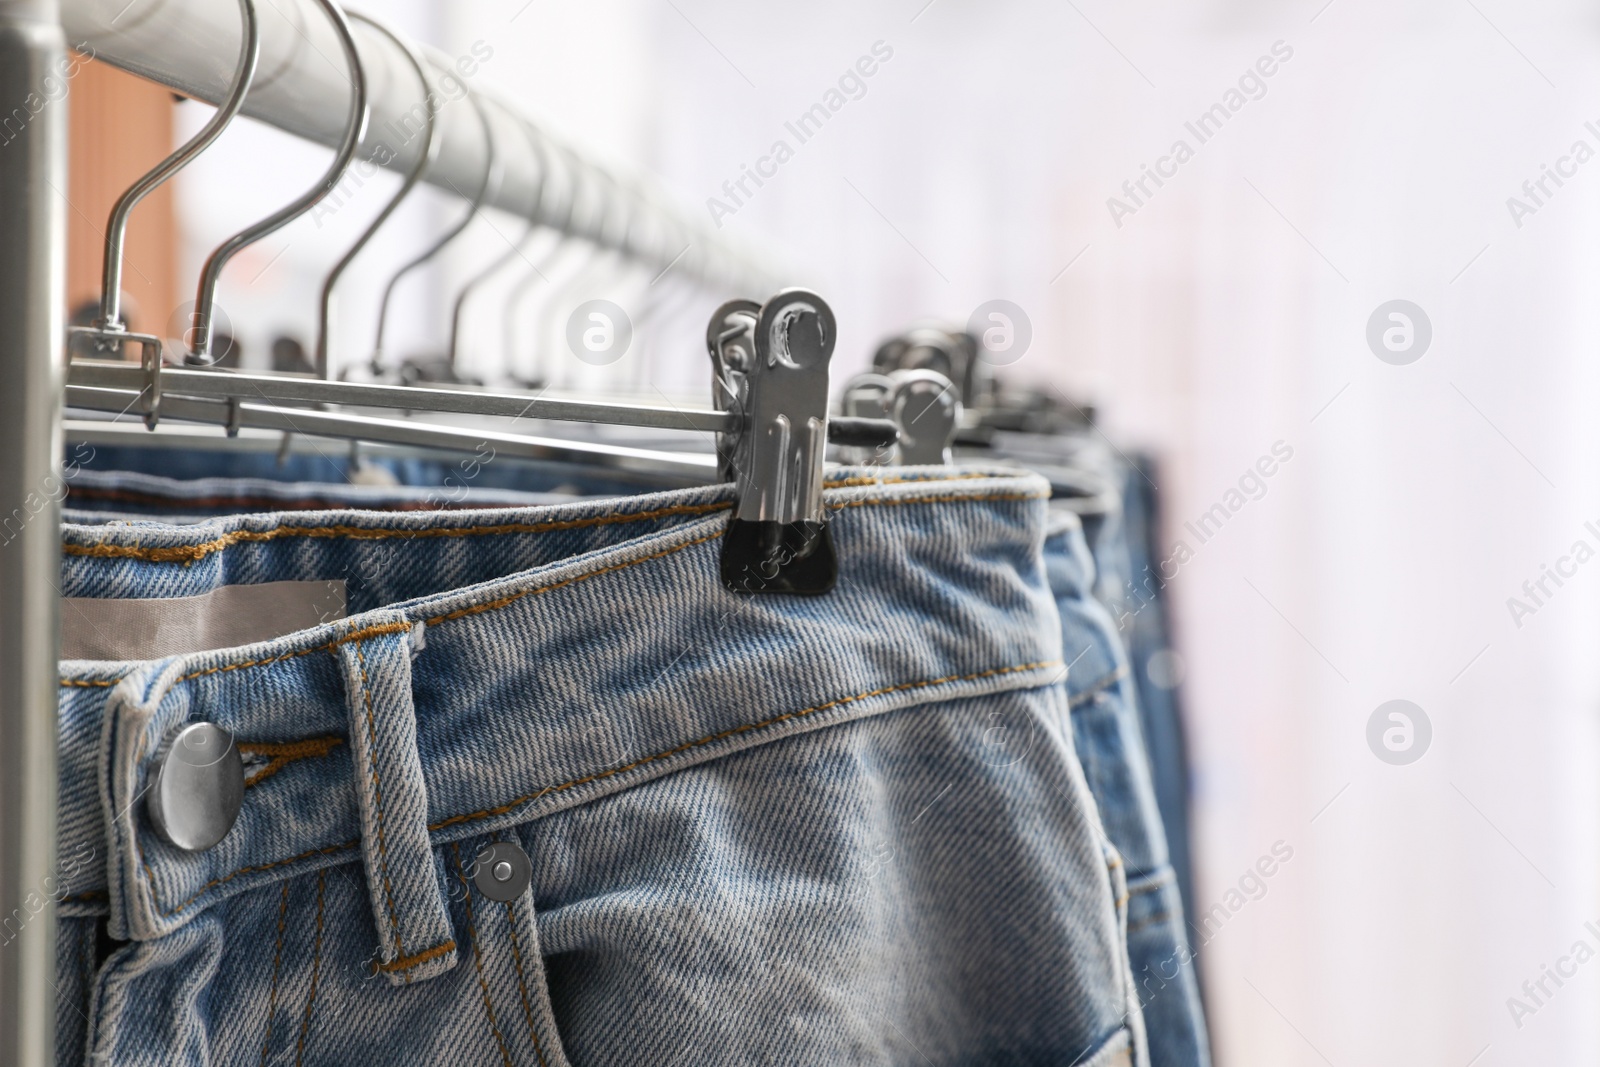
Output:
top-left (1046, 507), bottom-right (1209, 1067)
top-left (55, 467), bottom-right (1147, 1066)
top-left (62, 465), bottom-right (576, 525)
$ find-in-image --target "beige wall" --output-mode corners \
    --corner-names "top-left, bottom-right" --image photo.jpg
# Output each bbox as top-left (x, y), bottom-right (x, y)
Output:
top-left (67, 55), bottom-right (178, 339)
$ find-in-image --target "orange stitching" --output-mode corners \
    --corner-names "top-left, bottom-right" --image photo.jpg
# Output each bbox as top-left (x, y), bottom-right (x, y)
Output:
top-left (60, 678), bottom-right (118, 688)
top-left (149, 659), bottom-right (1061, 919)
top-left (353, 638), bottom-right (405, 961)
top-left (294, 870), bottom-right (326, 1067)
top-left (59, 471), bottom-right (1012, 567)
top-left (827, 490), bottom-right (1045, 513)
top-left (70, 620), bottom-right (416, 695)
top-left (504, 898), bottom-right (550, 1067)
top-left (241, 737), bottom-right (344, 788)
top-left (162, 840), bottom-right (357, 918)
top-left (423, 530), bottom-right (723, 627)
top-left (415, 492), bottom-right (1042, 632)
top-left (1126, 911), bottom-right (1176, 937)
top-left (172, 620), bottom-right (413, 686)
top-left (427, 659), bottom-right (1061, 833)
top-left (55, 486), bottom-right (1047, 689)
top-left (259, 881), bottom-right (290, 1067)
top-left (61, 500), bottom-right (734, 565)
top-left (373, 938), bottom-right (457, 974)
top-left (825, 471), bottom-right (1001, 489)
top-left (453, 844), bottom-right (514, 1067)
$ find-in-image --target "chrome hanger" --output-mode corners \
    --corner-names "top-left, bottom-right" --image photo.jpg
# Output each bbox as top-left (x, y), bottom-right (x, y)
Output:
top-left (66, 0), bottom-right (260, 425)
top-left (445, 106), bottom-right (548, 380)
top-left (315, 11), bottom-right (441, 380)
top-left (370, 77), bottom-right (499, 377)
top-left (186, 0), bottom-right (369, 365)
top-left (530, 165), bottom-right (634, 383)
top-left (501, 141), bottom-right (584, 384)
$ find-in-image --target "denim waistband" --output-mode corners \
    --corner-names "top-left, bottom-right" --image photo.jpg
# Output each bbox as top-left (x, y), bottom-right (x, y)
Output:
top-left (56, 468), bottom-right (1064, 972)
top-left (62, 465), bottom-right (580, 525)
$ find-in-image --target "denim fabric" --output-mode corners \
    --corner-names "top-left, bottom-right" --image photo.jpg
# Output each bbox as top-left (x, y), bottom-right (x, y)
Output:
top-left (987, 433), bottom-right (1199, 947)
top-left (1115, 455), bottom-right (1197, 943)
top-left (71, 440), bottom-right (698, 502)
top-left (1045, 508), bottom-right (1208, 1067)
top-left (62, 466), bottom-right (577, 524)
top-left (56, 468), bottom-right (1147, 1066)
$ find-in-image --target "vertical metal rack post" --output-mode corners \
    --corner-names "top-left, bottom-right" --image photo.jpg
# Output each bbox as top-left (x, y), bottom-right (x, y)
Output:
top-left (0, 1), bottom-right (64, 1064)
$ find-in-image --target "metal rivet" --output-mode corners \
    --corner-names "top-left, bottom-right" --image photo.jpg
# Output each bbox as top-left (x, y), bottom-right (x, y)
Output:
top-left (472, 842), bottom-right (531, 902)
top-left (146, 722), bottom-right (244, 852)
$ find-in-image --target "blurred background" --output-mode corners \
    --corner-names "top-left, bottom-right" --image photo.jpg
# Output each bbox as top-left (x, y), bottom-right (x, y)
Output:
top-left (65, 1), bottom-right (1600, 1062)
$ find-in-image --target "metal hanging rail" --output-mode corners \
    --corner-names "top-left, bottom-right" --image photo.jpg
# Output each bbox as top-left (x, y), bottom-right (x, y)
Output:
top-left (0, 3), bottom-right (64, 1064)
top-left (58, 0), bottom-right (777, 290)
top-left (0, 5), bottom-right (789, 1063)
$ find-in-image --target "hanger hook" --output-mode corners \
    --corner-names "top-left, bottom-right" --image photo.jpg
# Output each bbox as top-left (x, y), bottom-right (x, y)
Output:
top-left (186, 0), bottom-right (370, 365)
top-left (314, 11), bottom-right (440, 381)
top-left (370, 79), bottom-right (500, 375)
top-left (97, 0), bottom-right (260, 338)
top-left (500, 139), bottom-right (583, 380)
top-left (447, 105), bottom-right (548, 378)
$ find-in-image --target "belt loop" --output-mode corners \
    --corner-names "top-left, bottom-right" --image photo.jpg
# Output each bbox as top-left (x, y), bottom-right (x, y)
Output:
top-left (336, 613), bottom-right (457, 985)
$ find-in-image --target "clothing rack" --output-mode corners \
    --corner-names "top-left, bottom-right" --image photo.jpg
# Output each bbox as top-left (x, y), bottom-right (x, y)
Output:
top-left (60, 0), bottom-right (776, 289)
top-left (0, 1), bottom-right (783, 1060)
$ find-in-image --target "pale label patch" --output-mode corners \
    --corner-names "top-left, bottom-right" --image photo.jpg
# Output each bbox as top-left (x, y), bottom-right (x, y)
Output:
top-left (62, 580), bottom-right (347, 661)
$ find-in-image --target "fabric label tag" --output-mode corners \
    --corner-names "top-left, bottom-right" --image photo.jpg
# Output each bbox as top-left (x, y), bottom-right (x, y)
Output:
top-left (62, 580), bottom-right (347, 661)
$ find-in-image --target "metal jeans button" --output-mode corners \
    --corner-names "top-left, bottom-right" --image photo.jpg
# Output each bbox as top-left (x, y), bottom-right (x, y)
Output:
top-left (146, 722), bottom-right (244, 852)
top-left (472, 841), bottom-right (531, 902)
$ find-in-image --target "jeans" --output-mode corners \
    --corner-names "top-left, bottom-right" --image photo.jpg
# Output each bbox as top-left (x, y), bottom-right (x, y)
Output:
top-left (55, 467), bottom-right (1147, 1066)
top-left (1046, 507), bottom-right (1209, 1067)
top-left (62, 466), bottom-right (577, 524)
top-left (1005, 434), bottom-right (1199, 951)
top-left (71, 440), bottom-right (697, 503)
top-left (1114, 455), bottom-right (1197, 943)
